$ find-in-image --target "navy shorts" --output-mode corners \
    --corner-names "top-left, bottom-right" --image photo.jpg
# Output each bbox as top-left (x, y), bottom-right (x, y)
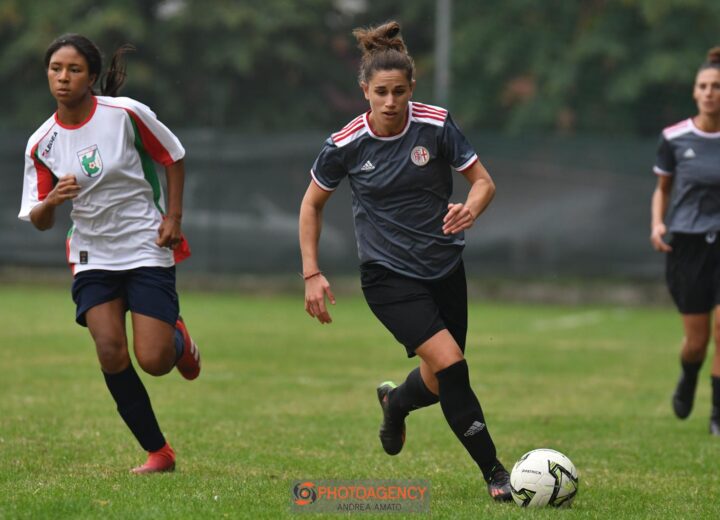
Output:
top-left (666, 233), bottom-right (720, 314)
top-left (360, 261), bottom-right (468, 358)
top-left (71, 266), bottom-right (179, 327)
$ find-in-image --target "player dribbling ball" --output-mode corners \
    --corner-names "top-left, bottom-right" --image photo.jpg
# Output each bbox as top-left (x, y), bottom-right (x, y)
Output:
top-left (299, 21), bottom-right (512, 501)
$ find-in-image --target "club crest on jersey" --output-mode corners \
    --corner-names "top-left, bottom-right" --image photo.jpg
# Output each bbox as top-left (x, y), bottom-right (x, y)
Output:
top-left (410, 146), bottom-right (430, 166)
top-left (77, 145), bottom-right (103, 178)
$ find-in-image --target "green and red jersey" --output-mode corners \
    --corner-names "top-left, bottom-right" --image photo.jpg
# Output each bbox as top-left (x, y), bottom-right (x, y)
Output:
top-left (19, 95), bottom-right (188, 273)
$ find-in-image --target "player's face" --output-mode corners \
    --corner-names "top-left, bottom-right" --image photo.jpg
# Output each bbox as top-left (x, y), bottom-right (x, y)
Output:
top-left (362, 69), bottom-right (415, 135)
top-left (47, 45), bottom-right (96, 107)
top-left (693, 68), bottom-right (720, 117)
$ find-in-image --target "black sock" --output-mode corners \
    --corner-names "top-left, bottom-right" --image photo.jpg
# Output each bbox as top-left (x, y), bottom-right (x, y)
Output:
top-left (174, 328), bottom-right (184, 362)
top-left (436, 360), bottom-right (497, 481)
top-left (681, 358), bottom-right (702, 379)
top-left (103, 364), bottom-right (166, 452)
top-left (389, 367), bottom-right (439, 417)
top-left (679, 359), bottom-right (702, 391)
top-left (712, 376), bottom-right (720, 418)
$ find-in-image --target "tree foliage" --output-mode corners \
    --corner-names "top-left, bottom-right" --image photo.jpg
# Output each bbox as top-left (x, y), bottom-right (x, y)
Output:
top-left (1, 0), bottom-right (720, 135)
top-left (453, 0), bottom-right (720, 135)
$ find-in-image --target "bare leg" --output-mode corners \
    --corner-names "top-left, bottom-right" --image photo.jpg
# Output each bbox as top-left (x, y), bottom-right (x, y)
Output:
top-left (711, 307), bottom-right (720, 377)
top-left (86, 300), bottom-right (167, 455)
top-left (680, 313), bottom-right (711, 363)
top-left (86, 299), bottom-right (130, 373)
top-left (131, 312), bottom-right (176, 376)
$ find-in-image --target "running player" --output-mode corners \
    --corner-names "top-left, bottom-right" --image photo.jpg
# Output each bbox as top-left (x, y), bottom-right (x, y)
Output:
top-left (18, 34), bottom-right (201, 472)
top-left (651, 46), bottom-right (720, 436)
top-left (299, 21), bottom-right (511, 501)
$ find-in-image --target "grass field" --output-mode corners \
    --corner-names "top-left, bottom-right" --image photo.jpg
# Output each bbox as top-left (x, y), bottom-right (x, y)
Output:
top-left (1, 283), bottom-right (719, 519)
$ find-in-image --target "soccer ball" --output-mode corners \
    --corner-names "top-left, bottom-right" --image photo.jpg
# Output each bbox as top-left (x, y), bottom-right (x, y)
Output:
top-left (510, 448), bottom-right (579, 508)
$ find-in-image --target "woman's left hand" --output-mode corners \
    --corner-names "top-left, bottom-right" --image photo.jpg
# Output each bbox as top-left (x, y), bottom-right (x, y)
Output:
top-left (156, 215), bottom-right (183, 248)
top-left (442, 203), bottom-right (476, 235)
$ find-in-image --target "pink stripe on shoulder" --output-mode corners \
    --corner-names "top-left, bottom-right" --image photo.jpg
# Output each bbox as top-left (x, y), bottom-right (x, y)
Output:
top-left (332, 115), bottom-right (365, 142)
top-left (662, 119), bottom-right (692, 140)
top-left (413, 102), bottom-right (447, 115)
top-left (413, 111), bottom-right (446, 122)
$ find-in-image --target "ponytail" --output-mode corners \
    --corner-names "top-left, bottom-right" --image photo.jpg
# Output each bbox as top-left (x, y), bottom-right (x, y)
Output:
top-left (101, 44), bottom-right (135, 97)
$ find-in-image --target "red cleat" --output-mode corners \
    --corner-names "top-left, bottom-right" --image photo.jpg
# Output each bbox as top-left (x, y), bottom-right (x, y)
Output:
top-left (131, 442), bottom-right (176, 474)
top-left (175, 316), bottom-right (201, 380)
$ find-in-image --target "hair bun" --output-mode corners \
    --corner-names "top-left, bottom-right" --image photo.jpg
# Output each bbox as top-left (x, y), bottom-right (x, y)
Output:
top-left (353, 21), bottom-right (406, 55)
top-left (352, 20), bottom-right (415, 84)
top-left (708, 46), bottom-right (720, 65)
top-left (385, 24), bottom-right (400, 40)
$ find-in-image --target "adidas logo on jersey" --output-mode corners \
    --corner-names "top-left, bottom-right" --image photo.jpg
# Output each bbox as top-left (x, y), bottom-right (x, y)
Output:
top-left (360, 160), bottom-right (375, 171)
top-left (684, 148), bottom-right (696, 158)
top-left (463, 420), bottom-right (486, 437)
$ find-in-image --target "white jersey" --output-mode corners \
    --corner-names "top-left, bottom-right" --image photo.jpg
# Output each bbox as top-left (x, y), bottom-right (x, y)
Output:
top-left (19, 95), bottom-right (186, 274)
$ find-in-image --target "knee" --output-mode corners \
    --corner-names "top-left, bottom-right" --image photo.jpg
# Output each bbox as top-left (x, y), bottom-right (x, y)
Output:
top-left (433, 350), bottom-right (465, 373)
top-left (94, 336), bottom-right (130, 373)
top-left (685, 332), bottom-right (710, 352)
top-left (135, 344), bottom-right (174, 376)
top-left (416, 330), bottom-right (465, 373)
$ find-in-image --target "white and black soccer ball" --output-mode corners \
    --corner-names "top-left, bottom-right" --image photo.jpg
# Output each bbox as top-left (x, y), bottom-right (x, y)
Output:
top-left (510, 448), bottom-right (579, 508)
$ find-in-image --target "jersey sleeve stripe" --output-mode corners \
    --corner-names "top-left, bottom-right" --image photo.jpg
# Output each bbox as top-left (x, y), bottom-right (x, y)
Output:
top-left (333, 126), bottom-right (369, 147)
top-left (411, 103), bottom-right (448, 125)
top-left (456, 154), bottom-right (478, 172)
top-left (310, 169), bottom-right (335, 192)
top-left (412, 102), bottom-right (448, 117)
top-left (124, 109), bottom-right (175, 165)
top-left (411, 117), bottom-right (445, 128)
top-left (662, 119), bottom-right (692, 140)
top-left (413, 107), bottom-right (447, 119)
top-left (412, 107), bottom-right (446, 118)
top-left (653, 165), bottom-right (672, 176)
top-left (332, 120), bottom-right (365, 142)
top-left (30, 142), bottom-right (56, 201)
top-left (332, 115), bottom-right (364, 139)
top-left (663, 118), bottom-right (690, 133)
top-left (337, 114), bottom-right (364, 132)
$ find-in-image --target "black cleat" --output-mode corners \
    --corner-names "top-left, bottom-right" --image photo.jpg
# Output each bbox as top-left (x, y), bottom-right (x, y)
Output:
top-left (672, 372), bottom-right (697, 419)
top-left (711, 408), bottom-right (720, 436)
top-left (376, 382), bottom-right (406, 456)
top-left (486, 462), bottom-right (512, 502)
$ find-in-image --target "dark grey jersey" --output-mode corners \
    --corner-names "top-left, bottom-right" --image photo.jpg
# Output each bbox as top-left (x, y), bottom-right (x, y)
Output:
top-left (654, 118), bottom-right (720, 233)
top-left (311, 102), bottom-right (478, 280)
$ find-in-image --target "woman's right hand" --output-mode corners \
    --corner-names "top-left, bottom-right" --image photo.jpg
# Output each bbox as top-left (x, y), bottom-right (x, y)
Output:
top-left (46, 175), bottom-right (81, 207)
top-left (304, 273), bottom-right (336, 324)
top-left (29, 174), bottom-right (81, 230)
top-left (650, 223), bottom-right (672, 252)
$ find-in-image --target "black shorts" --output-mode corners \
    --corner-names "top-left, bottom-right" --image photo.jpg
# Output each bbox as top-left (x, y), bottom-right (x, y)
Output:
top-left (360, 261), bottom-right (467, 358)
top-left (71, 266), bottom-right (179, 327)
top-left (666, 232), bottom-right (720, 314)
